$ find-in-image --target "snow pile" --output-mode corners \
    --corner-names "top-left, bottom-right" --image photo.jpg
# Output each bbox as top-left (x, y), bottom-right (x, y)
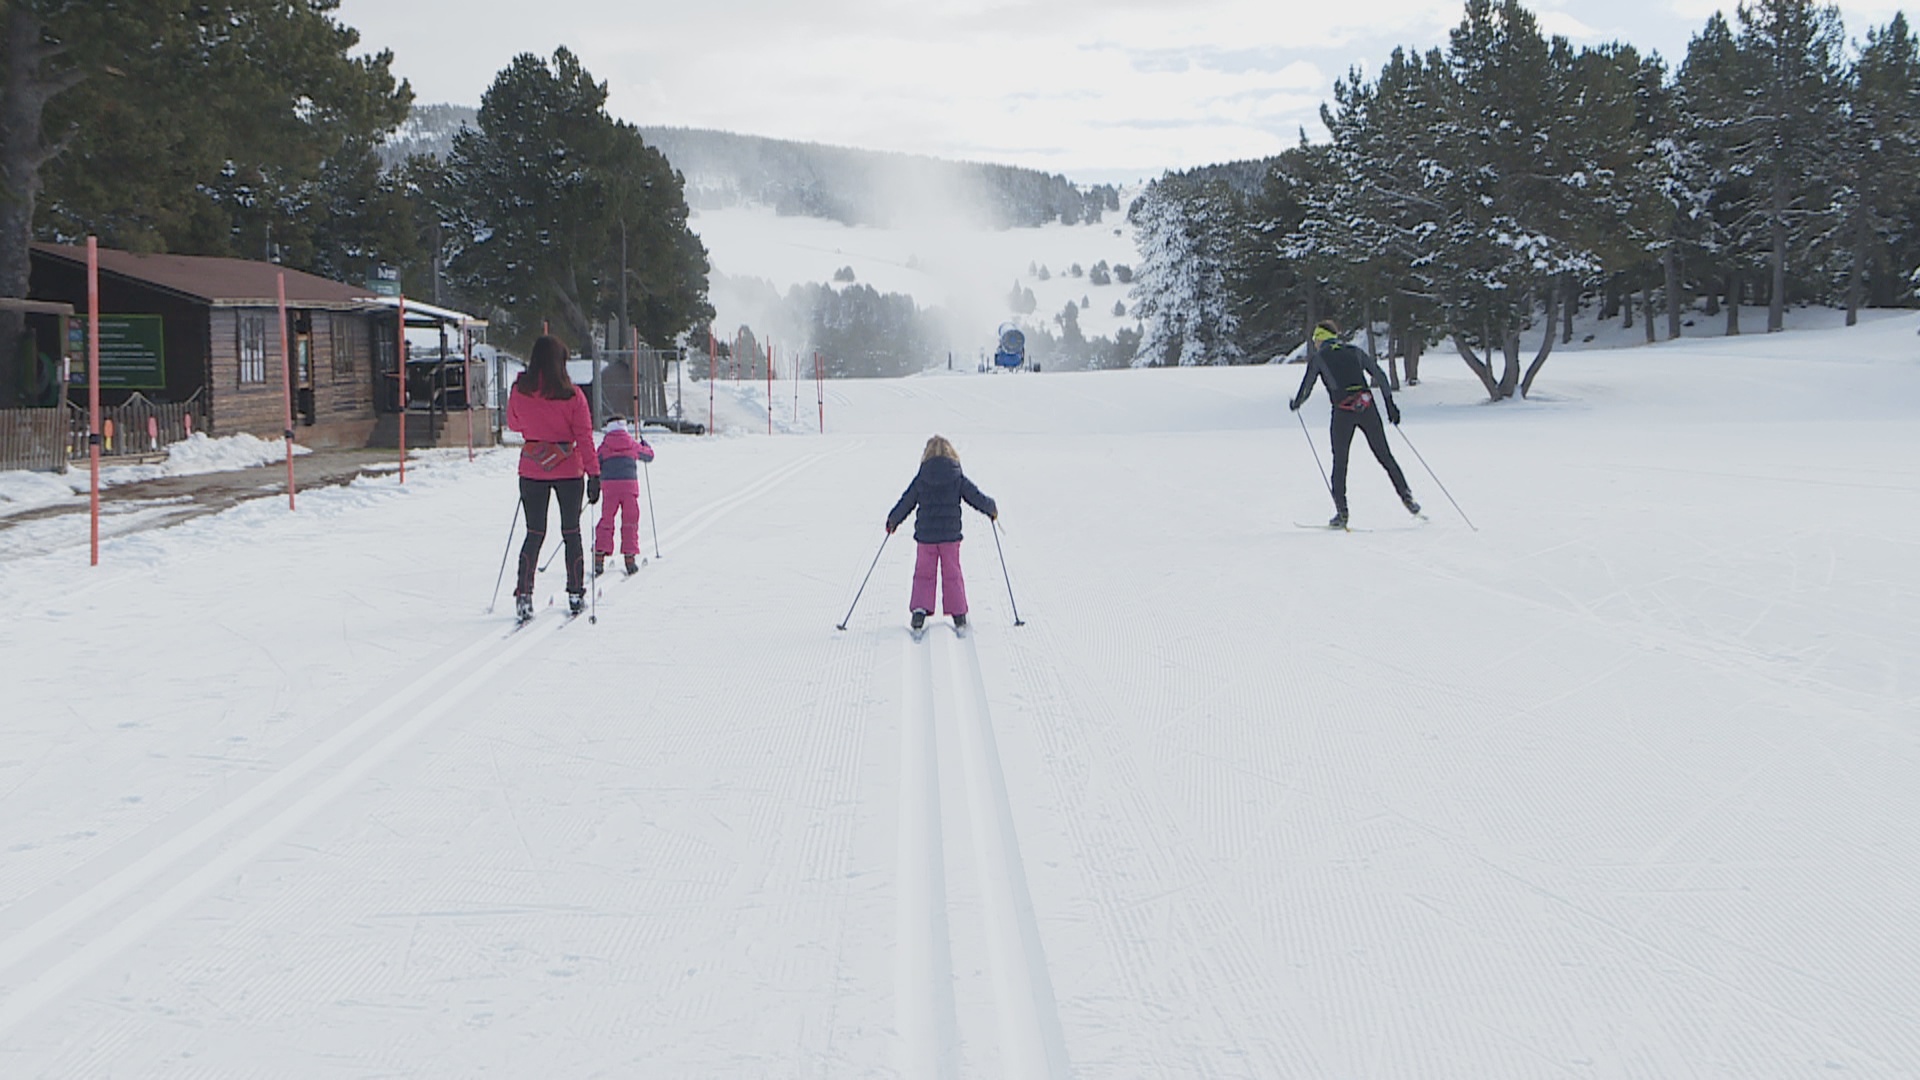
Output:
top-left (0, 470), bottom-right (76, 516)
top-left (1, 432), bottom-right (317, 521)
top-left (84, 431), bottom-right (311, 489)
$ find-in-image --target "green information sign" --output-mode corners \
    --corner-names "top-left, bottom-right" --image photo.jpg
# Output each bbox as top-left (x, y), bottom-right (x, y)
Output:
top-left (68, 314), bottom-right (167, 389)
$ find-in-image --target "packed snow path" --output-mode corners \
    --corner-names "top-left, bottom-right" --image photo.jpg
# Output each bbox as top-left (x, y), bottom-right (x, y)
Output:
top-left (2, 316), bottom-right (1918, 1077)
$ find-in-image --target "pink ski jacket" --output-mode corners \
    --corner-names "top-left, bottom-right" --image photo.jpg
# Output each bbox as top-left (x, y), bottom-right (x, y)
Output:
top-left (507, 386), bottom-right (599, 481)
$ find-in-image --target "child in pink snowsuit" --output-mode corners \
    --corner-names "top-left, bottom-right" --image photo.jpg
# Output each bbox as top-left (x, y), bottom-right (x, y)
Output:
top-left (593, 418), bottom-right (655, 575)
top-left (885, 435), bottom-right (997, 631)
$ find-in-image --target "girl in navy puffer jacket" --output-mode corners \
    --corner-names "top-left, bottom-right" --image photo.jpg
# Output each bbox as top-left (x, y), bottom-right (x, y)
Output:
top-left (593, 418), bottom-right (654, 575)
top-left (885, 435), bottom-right (997, 630)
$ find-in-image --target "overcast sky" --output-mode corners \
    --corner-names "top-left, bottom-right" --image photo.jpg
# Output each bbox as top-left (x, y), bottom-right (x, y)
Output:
top-left (335, 0), bottom-right (1910, 183)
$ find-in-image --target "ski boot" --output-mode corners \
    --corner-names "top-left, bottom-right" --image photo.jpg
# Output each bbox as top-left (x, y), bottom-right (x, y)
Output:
top-left (1402, 494), bottom-right (1422, 516)
top-left (1328, 510), bottom-right (1349, 530)
top-left (952, 613), bottom-right (967, 629)
top-left (593, 552), bottom-right (607, 576)
top-left (568, 592), bottom-right (587, 617)
top-left (911, 609), bottom-right (928, 631)
top-left (624, 555), bottom-right (639, 575)
top-left (514, 593), bottom-right (534, 624)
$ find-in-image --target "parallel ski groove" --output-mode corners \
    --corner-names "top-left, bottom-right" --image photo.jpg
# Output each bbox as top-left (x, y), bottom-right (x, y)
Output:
top-left (895, 633), bottom-right (960, 1080)
top-left (0, 451), bottom-right (855, 1044)
top-left (948, 629), bottom-right (1071, 1080)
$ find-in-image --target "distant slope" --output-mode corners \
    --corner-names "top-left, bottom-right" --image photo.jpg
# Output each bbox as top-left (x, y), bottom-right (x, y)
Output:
top-left (636, 127), bottom-right (1119, 230)
top-left (376, 105), bottom-right (1119, 230)
top-left (377, 104), bottom-right (476, 167)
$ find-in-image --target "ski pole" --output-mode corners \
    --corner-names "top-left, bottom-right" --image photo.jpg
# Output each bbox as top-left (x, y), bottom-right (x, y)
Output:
top-left (990, 519), bottom-right (1026, 627)
top-left (1394, 425), bottom-right (1477, 531)
top-left (643, 459), bottom-right (662, 558)
top-left (1294, 407), bottom-right (1334, 503)
top-left (487, 500), bottom-right (522, 614)
top-left (589, 553), bottom-right (598, 624)
top-left (835, 531), bottom-right (892, 630)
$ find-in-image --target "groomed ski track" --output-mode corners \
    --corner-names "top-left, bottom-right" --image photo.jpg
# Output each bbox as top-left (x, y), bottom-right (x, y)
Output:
top-left (4, 316), bottom-right (1920, 1076)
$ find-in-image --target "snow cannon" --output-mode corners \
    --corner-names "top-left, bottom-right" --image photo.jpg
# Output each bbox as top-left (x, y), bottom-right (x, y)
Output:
top-left (993, 323), bottom-right (1026, 370)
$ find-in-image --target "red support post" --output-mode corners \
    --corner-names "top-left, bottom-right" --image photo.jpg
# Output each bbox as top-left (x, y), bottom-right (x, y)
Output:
top-left (87, 237), bottom-right (100, 566)
top-left (462, 318), bottom-right (475, 462)
top-left (632, 325), bottom-right (641, 426)
top-left (766, 341), bottom-right (773, 435)
top-left (277, 272), bottom-right (297, 510)
top-left (708, 331), bottom-right (716, 435)
top-left (815, 351), bottom-right (824, 434)
top-left (397, 295), bottom-right (408, 483)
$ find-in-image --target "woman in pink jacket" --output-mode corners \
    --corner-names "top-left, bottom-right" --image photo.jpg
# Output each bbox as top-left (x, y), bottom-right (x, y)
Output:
top-left (506, 335), bottom-right (601, 621)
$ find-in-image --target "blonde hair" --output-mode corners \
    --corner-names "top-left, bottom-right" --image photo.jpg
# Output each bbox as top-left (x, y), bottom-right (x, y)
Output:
top-left (921, 435), bottom-right (959, 464)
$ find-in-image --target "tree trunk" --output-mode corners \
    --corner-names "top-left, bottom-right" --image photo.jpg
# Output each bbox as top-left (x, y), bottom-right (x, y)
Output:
top-left (0, 6), bottom-right (74, 406)
top-left (1562, 274), bottom-right (1576, 344)
top-left (1304, 279), bottom-right (1319, 351)
top-left (1846, 201), bottom-right (1868, 327)
top-left (1405, 334), bottom-right (1422, 385)
top-left (1725, 271), bottom-right (1741, 336)
top-left (1453, 334), bottom-right (1502, 401)
top-left (1623, 282), bottom-right (1634, 330)
top-left (1664, 246), bottom-right (1682, 341)
top-left (1769, 164), bottom-right (1787, 333)
top-left (1520, 284), bottom-right (1558, 398)
top-left (1496, 318), bottom-right (1520, 400)
top-left (1644, 270), bottom-right (1657, 344)
top-left (1600, 275), bottom-right (1618, 320)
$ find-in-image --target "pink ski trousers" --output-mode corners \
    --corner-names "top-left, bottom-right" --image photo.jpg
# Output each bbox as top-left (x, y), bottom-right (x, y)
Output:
top-left (593, 479), bottom-right (642, 555)
top-left (910, 541), bottom-right (968, 616)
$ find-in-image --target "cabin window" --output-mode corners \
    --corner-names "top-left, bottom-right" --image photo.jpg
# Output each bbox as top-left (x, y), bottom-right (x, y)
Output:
top-left (238, 314), bottom-right (268, 385)
top-left (333, 316), bottom-right (359, 381)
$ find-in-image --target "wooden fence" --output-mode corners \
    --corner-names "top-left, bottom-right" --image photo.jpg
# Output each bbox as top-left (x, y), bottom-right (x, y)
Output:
top-left (65, 391), bottom-right (206, 461)
top-left (0, 408), bottom-right (67, 472)
top-left (0, 393), bottom-right (211, 471)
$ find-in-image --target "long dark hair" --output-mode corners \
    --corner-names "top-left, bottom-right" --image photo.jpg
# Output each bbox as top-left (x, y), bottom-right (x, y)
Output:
top-left (514, 335), bottom-right (577, 400)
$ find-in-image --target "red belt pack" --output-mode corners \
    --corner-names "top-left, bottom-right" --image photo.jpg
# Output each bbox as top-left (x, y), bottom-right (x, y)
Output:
top-left (1336, 391), bottom-right (1374, 412)
top-left (521, 440), bottom-right (572, 470)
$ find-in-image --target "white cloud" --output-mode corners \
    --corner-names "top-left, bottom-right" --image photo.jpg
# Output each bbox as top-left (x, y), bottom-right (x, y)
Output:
top-left (335, 0), bottom-right (1908, 176)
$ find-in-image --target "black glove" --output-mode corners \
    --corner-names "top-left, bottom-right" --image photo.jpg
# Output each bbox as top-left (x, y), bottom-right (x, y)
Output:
top-left (885, 519), bottom-right (896, 534)
top-left (1387, 404), bottom-right (1402, 426)
top-left (1288, 399), bottom-right (1301, 413)
top-left (587, 476), bottom-right (601, 504)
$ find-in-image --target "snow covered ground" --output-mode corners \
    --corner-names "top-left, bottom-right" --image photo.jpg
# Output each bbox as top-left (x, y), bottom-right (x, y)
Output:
top-left (2, 315), bottom-right (1918, 1077)
top-left (0, 433), bottom-right (309, 519)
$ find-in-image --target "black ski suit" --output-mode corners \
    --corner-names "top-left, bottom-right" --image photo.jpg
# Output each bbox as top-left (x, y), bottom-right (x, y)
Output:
top-left (1290, 340), bottom-right (1412, 514)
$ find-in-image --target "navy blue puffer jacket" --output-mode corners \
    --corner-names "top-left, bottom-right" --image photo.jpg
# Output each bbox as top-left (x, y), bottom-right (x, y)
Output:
top-left (887, 455), bottom-right (997, 543)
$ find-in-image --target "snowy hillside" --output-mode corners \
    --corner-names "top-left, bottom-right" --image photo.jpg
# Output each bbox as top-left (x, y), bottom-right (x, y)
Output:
top-left (690, 201), bottom-right (1143, 358)
top-left (2, 315), bottom-right (1918, 1075)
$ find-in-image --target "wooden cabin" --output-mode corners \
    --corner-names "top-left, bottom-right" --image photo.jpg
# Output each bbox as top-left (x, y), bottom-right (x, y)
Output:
top-left (28, 244), bottom-right (491, 451)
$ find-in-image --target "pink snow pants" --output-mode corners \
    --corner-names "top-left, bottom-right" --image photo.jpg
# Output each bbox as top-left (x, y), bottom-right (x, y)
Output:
top-left (910, 541), bottom-right (968, 616)
top-left (593, 479), bottom-right (642, 555)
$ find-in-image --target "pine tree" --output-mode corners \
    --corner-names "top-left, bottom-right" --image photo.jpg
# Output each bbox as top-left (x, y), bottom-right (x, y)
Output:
top-left (2, 0), bottom-right (410, 402)
top-left (1127, 174), bottom-right (1242, 366)
top-left (1839, 14), bottom-right (1920, 321)
top-left (441, 49), bottom-right (710, 355)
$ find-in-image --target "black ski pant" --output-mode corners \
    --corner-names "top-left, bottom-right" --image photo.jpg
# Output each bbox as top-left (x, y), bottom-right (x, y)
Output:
top-left (516, 476), bottom-right (587, 598)
top-left (1330, 405), bottom-right (1411, 513)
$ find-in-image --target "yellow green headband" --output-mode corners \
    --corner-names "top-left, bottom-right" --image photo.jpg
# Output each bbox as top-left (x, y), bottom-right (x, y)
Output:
top-left (1312, 326), bottom-right (1337, 344)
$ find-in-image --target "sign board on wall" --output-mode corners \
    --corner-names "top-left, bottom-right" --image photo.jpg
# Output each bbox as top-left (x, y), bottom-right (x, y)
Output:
top-left (68, 314), bottom-right (167, 389)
